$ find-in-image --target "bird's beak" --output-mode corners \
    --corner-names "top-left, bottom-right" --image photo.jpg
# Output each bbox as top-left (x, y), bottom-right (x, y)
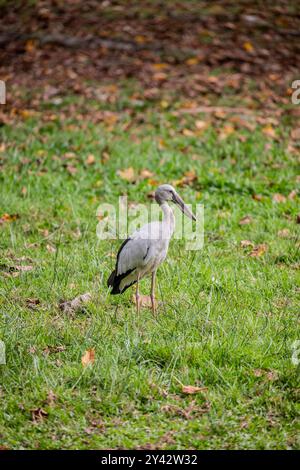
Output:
top-left (172, 192), bottom-right (196, 221)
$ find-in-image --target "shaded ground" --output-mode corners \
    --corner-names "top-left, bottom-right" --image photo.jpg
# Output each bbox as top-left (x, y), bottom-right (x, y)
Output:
top-left (1, 0), bottom-right (300, 122)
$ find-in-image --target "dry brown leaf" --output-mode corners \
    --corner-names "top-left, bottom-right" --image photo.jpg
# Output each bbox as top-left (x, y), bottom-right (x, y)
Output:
top-left (117, 167), bottom-right (135, 182)
top-left (181, 385), bottom-right (208, 395)
top-left (46, 243), bottom-right (56, 253)
top-left (173, 170), bottom-right (197, 188)
top-left (26, 298), bottom-right (40, 309)
top-left (15, 265), bottom-right (33, 272)
top-left (219, 124), bottom-right (235, 139)
top-left (46, 390), bottom-right (57, 406)
top-left (239, 215), bottom-right (252, 225)
top-left (0, 213), bottom-right (19, 224)
top-left (273, 193), bottom-right (286, 203)
top-left (288, 189), bottom-right (297, 200)
top-left (195, 120), bottom-right (209, 131)
top-left (139, 169), bottom-right (154, 180)
top-left (81, 348), bottom-right (95, 367)
top-left (86, 154), bottom-right (95, 165)
top-left (240, 240), bottom-right (253, 248)
top-left (66, 165), bottom-right (77, 175)
top-left (250, 243), bottom-right (268, 257)
top-left (290, 128), bottom-right (300, 140)
top-left (277, 229), bottom-right (290, 238)
top-left (252, 194), bottom-right (263, 201)
top-left (31, 407), bottom-right (48, 422)
top-left (182, 128), bottom-right (195, 137)
top-left (153, 72), bottom-right (168, 81)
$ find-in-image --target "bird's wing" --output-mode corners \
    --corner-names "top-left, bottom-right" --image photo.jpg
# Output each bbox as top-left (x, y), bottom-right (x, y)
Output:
top-left (116, 232), bottom-right (150, 276)
top-left (116, 223), bottom-right (158, 275)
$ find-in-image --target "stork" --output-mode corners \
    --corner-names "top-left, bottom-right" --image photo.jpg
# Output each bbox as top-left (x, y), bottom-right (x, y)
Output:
top-left (107, 184), bottom-right (196, 314)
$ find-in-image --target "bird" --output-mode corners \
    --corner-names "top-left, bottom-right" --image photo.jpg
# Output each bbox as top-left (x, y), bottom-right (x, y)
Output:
top-left (107, 184), bottom-right (196, 315)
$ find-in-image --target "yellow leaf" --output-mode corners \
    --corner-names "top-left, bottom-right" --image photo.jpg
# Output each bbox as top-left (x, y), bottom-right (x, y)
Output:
top-left (81, 348), bottom-right (95, 367)
top-left (135, 35), bottom-right (146, 44)
top-left (262, 125), bottom-right (276, 138)
top-left (243, 41), bottom-right (254, 53)
top-left (152, 63), bottom-right (168, 70)
top-left (185, 57), bottom-right (199, 66)
top-left (25, 39), bottom-right (37, 53)
top-left (250, 243), bottom-right (268, 257)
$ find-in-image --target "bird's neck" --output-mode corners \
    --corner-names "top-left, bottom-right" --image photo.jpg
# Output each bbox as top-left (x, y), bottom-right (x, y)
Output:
top-left (160, 202), bottom-right (175, 235)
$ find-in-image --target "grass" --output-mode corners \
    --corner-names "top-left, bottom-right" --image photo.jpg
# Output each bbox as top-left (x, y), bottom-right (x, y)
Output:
top-left (0, 87), bottom-right (299, 449)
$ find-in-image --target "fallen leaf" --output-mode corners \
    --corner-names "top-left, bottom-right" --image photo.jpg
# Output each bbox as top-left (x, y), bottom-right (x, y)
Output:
top-left (117, 167), bottom-right (135, 182)
top-left (288, 189), bottom-right (297, 200)
top-left (152, 63), bottom-right (169, 70)
top-left (185, 57), bottom-right (200, 66)
top-left (46, 390), bottom-right (57, 406)
top-left (173, 170), bottom-right (197, 187)
top-left (262, 125), bottom-right (276, 138)
top-left (239, 215), bottom-right (252, 225)
top-left (86, 154), bottom-right (95, 165)
top-left (250, 243), bottom-right (268, 257)
top-left (153, 72), bottom-right (168, 81)
top-left (139, 169), bottom-right (154, 180)
top-left (0, 213), bottom-right (19, 225)
top-left (240, 240), bottom-right (254, 248)
top-left (43, 345), bottom-right (66, 355)
top-left (66, 165), bottom-right (77, 175)
top-left (181, 385), bottom-right (208, 395)
top-left (243, 41), bottom-right (254, 53)
top-left (15, 265), bottom-right (33, 272)
top-left (46, 243), bottom-right (56, 253)
top-left (26, 298), bottom-right (40, 309)
top-left (277, 229), bottom-right (290, 238)
top-left (182, 128), bottom-right (195, 137)
top-left (252, 194), bottom-right (263, 201)
top-left (290, 128), bottom-right (300, 140)
top-left (273, 193), bottom-right (286, 203)
top-left (31, 408), bottom-right (48, 422)
top-left (195, 120), bottom-right (209, 131)
top-left (81, 348), bottom-right (95, 367)
top-left (219, 124), bottom-right (235, 139)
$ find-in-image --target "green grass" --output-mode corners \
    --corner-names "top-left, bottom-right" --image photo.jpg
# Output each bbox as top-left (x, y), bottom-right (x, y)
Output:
top-left (0, 89), bottom-right (299, 449)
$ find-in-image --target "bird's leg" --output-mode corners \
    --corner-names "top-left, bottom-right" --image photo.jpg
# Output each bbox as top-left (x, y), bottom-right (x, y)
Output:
top-left (151, 270), bottom-right (157, 315)
top-left (136, 274), bottom-right (141, 315)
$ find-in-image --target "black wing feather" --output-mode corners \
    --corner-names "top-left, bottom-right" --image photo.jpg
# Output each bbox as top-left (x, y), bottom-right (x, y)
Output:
top-left (107, 238), bottom-right (136, 294)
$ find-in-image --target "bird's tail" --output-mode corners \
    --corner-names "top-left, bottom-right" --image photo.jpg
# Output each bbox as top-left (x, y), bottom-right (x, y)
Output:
top-left (107, 269), bottom-right (136, 295)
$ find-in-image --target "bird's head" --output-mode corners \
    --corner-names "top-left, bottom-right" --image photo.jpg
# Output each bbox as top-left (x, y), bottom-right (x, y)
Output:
top-left (155, 184), bottom-right (196, 221)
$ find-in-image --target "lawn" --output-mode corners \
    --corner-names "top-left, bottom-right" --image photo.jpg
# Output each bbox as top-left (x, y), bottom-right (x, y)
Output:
top-left (0, 84), bottom-right (299, 450)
